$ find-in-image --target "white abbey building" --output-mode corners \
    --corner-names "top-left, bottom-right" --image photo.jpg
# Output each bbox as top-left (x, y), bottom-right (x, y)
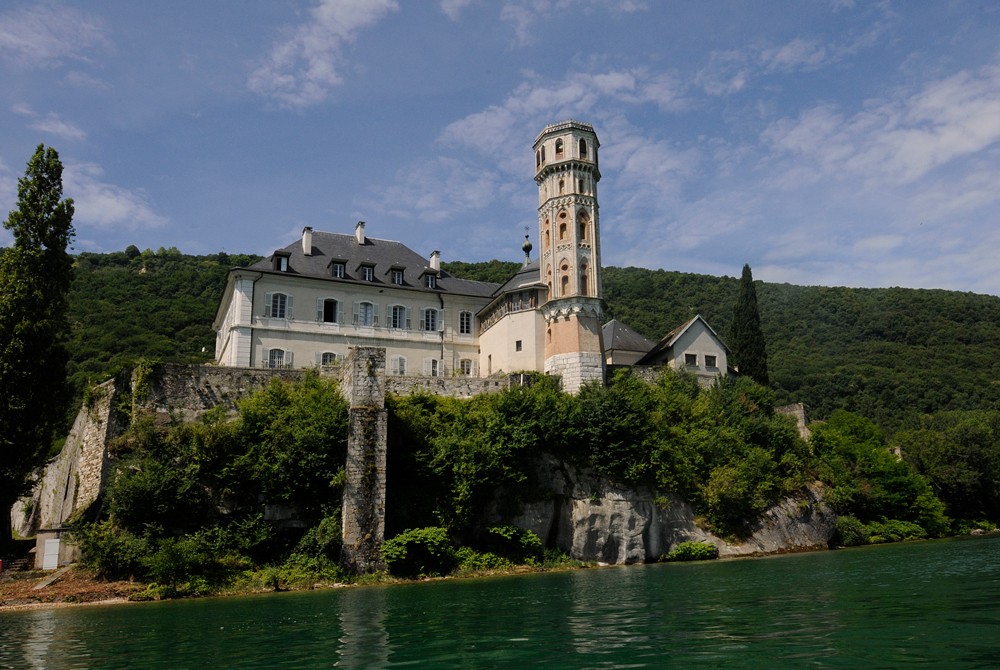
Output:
top-left (213, 121), bottom-right (728, 392)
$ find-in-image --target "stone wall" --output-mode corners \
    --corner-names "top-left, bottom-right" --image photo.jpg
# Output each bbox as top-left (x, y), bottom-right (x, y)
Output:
top-left (136, 363), bottom-right (305, 423)
top-left (340, 347), bottom-right (388, 574)
top-left (385, 375), bottom-right (508, 398)
top-left (10, 375), bottom-right (129, 567)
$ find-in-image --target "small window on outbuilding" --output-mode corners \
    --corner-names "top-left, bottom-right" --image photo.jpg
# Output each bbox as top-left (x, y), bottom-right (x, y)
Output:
top-left (705, 355), bottom-right (718, 368)
top-left (685, 353), bottom-right (698, 367)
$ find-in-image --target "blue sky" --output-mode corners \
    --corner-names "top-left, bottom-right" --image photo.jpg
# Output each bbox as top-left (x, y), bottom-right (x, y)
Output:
top-left (2, 1), bottom-right (999, 295)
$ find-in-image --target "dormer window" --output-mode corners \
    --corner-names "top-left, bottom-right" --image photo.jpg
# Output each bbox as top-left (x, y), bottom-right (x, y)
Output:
top-left (273, 252), bottom-right (290, 272)
top-left (361, 265), bottom-right (375, 282)
top-left (332, 262), bottom-right (345, 278)
top-left (391, 269), bottom-right (404, 285)
top-left (424, 274), bottom-right (437, 289)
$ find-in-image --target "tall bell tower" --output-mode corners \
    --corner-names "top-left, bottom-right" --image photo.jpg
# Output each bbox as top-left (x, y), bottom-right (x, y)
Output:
top-left (534, 120), bottom-right (605, 393)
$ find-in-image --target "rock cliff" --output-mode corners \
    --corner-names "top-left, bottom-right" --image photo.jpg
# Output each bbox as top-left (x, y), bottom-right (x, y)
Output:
top-left (502, 456), bottom-right (835, 563)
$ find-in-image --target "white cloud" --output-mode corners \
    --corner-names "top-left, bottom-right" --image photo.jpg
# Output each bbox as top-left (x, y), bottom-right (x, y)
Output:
top-left (64, 162), bottom-right (169, 232)
top-left (438, 68), bottom-right (687, 169)
top-left (498, 0), bottom-right (648, 46)
top-left (696, 12), bottom-right (891, 98)
top-left (0, 3), bottom-right (109, 69)
top-left (763, 60), bottom-right (1000, 186)
top-left (12, 105), bottom-right (86, 142)
top-left (248, 0), bottom-right (399, 108)
top-left (63, 70), bottom-right (112, 90)
top-left (440, 0), bottom-right (476, 21)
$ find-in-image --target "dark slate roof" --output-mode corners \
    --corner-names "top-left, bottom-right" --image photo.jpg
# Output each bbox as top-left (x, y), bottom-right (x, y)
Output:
top-left (250, 230), bottom-right (499, 298)
top-left (493, 259), bottom-right (543, 296)
top-left (602, 319), bottom-right (655, 354)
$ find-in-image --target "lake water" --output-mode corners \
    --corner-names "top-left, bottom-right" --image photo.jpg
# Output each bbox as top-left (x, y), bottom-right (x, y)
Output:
top-left (2, 536), bottom-right (999, 669)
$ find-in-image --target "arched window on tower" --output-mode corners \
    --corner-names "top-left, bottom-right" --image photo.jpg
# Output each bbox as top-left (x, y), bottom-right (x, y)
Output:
top-left (580, 138), bottom-right (588, 157)
top-left (561, 274), bottom-right (570, 296)
top-left (559, 222), bottom-right (567, 240)
top-left (541, 145), bottom-right (546, 162)
top-left (555, 139), bottom-right (564, 157)
top-left (580, 264), bottom-right (589, 296)
top-left (535, 150), bottom-right (540, 168)
top-left (559, 179), bottom-right (564, 194)
top-left (578, 178), bottom-right (584, 193)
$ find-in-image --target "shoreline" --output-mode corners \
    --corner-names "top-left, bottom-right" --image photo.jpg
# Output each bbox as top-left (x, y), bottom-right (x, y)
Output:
top-left (6, 533), bottom-right (997, 614)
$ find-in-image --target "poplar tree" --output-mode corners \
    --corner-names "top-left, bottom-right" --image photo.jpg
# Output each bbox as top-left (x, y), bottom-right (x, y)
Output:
top-left (0, 145), bottom-right (75, 547)
top-left (731, 264), bottom-right (769, 386)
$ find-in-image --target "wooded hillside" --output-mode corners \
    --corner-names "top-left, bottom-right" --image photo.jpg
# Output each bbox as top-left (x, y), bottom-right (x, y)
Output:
top-left (59, 250), bottom-right (1000, 430)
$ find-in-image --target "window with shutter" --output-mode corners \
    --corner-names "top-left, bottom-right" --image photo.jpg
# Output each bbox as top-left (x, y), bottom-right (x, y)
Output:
top-left (422, 308), bottom-right (438, 332)
top-left (267, 293), bottom-right (289, 319)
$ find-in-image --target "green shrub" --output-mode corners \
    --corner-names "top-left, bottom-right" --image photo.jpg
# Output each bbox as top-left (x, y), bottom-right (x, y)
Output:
top-left (381, 527), bottom-right (457, 578)
top-left (662, 541), bottom-right (719, 562)
top-left (482, 524), bottom-right (543, 565)
top-left (831, 515), bottom-right (869, 547)
top-left (277, 553), bottom-right (343, 588)
top-left (72, 521), bottom-right (149, 580)
top-left (455, 547), bottom-right (514, 572)
top-left (865, 519), bottom-right (926, 544)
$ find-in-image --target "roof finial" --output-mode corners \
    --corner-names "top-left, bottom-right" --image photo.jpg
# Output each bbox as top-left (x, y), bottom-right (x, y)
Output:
top-left (521, 226), bottom-right (533, 266)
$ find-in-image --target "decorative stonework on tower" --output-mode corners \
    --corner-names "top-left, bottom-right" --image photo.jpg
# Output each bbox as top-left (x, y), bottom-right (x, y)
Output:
top-left (534, 120), bottom-right (606, 393)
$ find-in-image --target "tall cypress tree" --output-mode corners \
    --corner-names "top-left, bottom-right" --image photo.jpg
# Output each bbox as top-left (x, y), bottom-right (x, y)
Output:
top-left (731, 264), bottom-right (769, 386)
top-left (0, 145), bottom-right (75, 547)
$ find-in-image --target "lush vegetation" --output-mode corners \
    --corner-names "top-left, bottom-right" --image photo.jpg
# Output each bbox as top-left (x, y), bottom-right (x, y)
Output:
top-left (70, 362), bottom-right (1000, 593)
top-left (74, 372), bottom-right (350, 597)
top-left (66, 247), bottom-right (259, 399)
top-left (1, 145), bottom-right (75, 546)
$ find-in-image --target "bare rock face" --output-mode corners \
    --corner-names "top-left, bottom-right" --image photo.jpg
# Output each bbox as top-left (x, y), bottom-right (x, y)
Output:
top-left (502, 456), bottom-right (835, 564)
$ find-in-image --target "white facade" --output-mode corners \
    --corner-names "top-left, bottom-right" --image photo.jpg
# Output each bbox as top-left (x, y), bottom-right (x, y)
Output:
top-left (213, 227), bottom-right (493, 378)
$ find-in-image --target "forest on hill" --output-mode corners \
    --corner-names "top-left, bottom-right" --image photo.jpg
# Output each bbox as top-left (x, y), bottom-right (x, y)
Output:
top-left (60, 249), bottom-right (1000, 431)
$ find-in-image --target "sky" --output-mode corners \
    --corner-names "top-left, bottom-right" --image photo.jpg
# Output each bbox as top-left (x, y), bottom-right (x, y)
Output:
top-left (2, 1), bottom-right (1000, 295)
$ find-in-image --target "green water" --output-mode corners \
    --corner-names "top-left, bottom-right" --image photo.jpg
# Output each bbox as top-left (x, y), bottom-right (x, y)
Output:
top-left (2, 536), bottom-right (999, 669)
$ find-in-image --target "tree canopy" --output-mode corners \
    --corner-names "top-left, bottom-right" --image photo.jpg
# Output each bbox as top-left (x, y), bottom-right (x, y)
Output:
top-left (0, 145), bottom-right (75, 545)
top-left (730, 264), bottom-right (769, 385)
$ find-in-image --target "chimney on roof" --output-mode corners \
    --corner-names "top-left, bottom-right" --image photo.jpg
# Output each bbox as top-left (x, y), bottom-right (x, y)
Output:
top-left (429, 250), bottom-right (441, 272)
top-left (355, 221), bottom-right (366, 245)
top-left (302, 226), bottom-right (313, 255)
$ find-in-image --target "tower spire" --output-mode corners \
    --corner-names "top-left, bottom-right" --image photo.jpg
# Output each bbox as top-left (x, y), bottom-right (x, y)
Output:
top-left (533, 120), bottom-right (605, 392)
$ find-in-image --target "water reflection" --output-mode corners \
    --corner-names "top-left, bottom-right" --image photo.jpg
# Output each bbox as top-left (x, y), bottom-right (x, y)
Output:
top-left (21, 608), bottom-right (58, 669)
top-left (335, 586), bottom-right (389, 667)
